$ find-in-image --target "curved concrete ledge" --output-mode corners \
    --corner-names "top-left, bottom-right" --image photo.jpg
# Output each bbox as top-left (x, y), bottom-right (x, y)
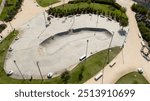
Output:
top-left (40, 27), bottom-right (112, 47)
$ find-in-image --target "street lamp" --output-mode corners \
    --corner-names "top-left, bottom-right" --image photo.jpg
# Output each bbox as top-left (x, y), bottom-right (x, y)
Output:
top-left (13, 60), bottom-right (25, 81)
top-left (36, 61), bottom-right (43, 82)
top-left (43, 11), bottom-right (47, 27)
top-left (122, 31), bottom-right (128, 48)
top-left (85, 40), bottom-right (89, 58)
top-left (107, 31), bottom-right (114, 64)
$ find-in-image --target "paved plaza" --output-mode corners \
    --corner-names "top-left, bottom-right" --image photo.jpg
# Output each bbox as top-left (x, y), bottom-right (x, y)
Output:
top-left (4, 13), bottom-right (128, 79)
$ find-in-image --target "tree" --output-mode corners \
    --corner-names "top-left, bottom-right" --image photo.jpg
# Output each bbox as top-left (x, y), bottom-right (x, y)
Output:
top-left (120, 17), bottom-right (128, 30)
top-left (78, 66), bottom-right (84, 81)
top-left (61, 70), bottom-right (70, 84)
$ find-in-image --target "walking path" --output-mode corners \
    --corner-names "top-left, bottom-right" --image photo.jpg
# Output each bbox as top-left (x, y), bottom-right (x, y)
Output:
top-left (86, 0), bottom-right (150, 84)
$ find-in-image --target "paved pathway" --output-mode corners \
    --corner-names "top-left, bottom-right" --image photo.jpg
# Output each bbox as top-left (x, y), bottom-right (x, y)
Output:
top-left (86, 0), bottom-right (150, 84)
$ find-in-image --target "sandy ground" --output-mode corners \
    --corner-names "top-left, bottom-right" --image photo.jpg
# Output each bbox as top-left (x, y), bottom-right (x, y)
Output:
top-left (85, 0), bottom-right (150, 84)
top-left (4, 14), bottom-right (127, 79)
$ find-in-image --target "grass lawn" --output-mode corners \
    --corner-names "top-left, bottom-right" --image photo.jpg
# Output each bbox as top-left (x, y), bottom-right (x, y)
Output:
top-left (0, 0), bottom-right (22, 22)
top-left (0, 0), bottom-right (2, 5)
top-left (116, 72), bottom-right (149, 84)
top-left (0, 30), bottom-right (121, 83)
top-left (43, 47), bottom-right (121, 84)
top-left (55, 3), bottom-right (127, 18)
top-left (36, 0), bottom-right (60, 7)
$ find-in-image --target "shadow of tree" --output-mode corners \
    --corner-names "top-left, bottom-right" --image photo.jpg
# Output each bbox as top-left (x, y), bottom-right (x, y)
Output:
top-left (118, 29), bottom-right (127, 36)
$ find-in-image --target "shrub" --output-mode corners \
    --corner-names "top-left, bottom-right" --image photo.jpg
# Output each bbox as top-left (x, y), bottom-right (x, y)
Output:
top-left (131, 3), bottom-right (148, 15)
top-left (47, 2), bottom-right (128, 27)
top-left (0, 24), bottom-right (7, 33)
top-left (138, 21), bottom-right (150, 46)
top-left (1, 0), bottom-right (23, 22)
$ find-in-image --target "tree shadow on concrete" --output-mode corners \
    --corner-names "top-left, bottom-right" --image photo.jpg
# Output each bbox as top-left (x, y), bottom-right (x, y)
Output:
top-left (118, 29), bottom-right (127, 36)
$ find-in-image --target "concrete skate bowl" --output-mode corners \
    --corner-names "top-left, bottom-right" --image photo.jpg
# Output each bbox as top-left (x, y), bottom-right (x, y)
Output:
top-left (37, 27), bottom-right (113, 76)
top-left (40, 27), bottom-right (112, 47)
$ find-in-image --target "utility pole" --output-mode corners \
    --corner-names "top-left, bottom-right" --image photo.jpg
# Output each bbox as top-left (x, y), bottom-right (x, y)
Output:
top-left (36, 61), bottom-right (43, 82)
top-left (13, 60), bottom-right (25, 81)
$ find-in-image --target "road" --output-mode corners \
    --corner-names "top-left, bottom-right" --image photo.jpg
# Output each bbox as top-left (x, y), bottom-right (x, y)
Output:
top-left (86, 0), bottom-right (150, 84)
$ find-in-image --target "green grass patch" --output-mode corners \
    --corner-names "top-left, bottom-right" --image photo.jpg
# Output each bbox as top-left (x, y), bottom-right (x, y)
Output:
top-left (48, 2), bottom-right (128, 26)
top-left (36, 0), bottom-right (60, 7)
top-left (0, 30), bottom-right (23, 84)
top-left (36, 47), bottom-right (121, 84)
top-left (0, 0), bottom-right (23, 22)
top-left (116, 72), bottom-right (149, 84)
top-left (0, 30), bottom-right (121, 83)
top-left (0, 0), bottom-right (2, 4)
top-left (58, 3), bottom-right (126, 18)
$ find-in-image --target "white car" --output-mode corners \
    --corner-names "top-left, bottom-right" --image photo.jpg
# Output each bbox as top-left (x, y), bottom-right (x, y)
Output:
top-left (94, 72), bottom-right (103, 81)
top-left (47, 72), bottom-right (53, 79)
top-left (138, 68), bottom-right (144, 74)
top-left (7, 70), bottom-right (13, 76)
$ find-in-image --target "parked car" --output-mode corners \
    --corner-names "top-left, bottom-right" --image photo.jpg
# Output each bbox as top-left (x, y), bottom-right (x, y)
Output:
top-left (94, 72), bottom-right (103, 81)
top-left (109, 60), bottom-right (116, 67)
top-left (47, 72), bottom-right (53, 79)
top-left (7, 70), bottom-right (13, 76)
top-left (79, 54), bottom-right (86, 61)
top-left (138, 68), bottom-right (144, 74)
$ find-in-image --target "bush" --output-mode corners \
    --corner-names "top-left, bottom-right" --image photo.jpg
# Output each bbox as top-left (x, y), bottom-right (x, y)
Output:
top-left (1, 0), bottom-right (23, 22)
top-left (61, 70), bottom-right (70, 84)
top-left (0, 24), bottom-right (7, 33)
top-left (138, 21), bottom-right (150, 46)
top-left (48, 2), bottom-right (128, 27)
top-left (68, 0), bottom-right (124, 11)
top-left (131, 3), bottom-right (148, 15)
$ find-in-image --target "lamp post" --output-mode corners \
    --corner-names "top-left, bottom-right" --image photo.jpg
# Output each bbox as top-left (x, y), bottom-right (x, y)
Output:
top-left (36, 61), bottom-right (43, 82)
top-left (121, 32), bottom-right (127, 64)
top-left (13, 60), bottom-right (25, 81)
top-left (43, 11), bottom-right (47, 27)
top-left (107, 31), bottom-right (114, 64)
top-left (85, 40), bottom-right (89, 58)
